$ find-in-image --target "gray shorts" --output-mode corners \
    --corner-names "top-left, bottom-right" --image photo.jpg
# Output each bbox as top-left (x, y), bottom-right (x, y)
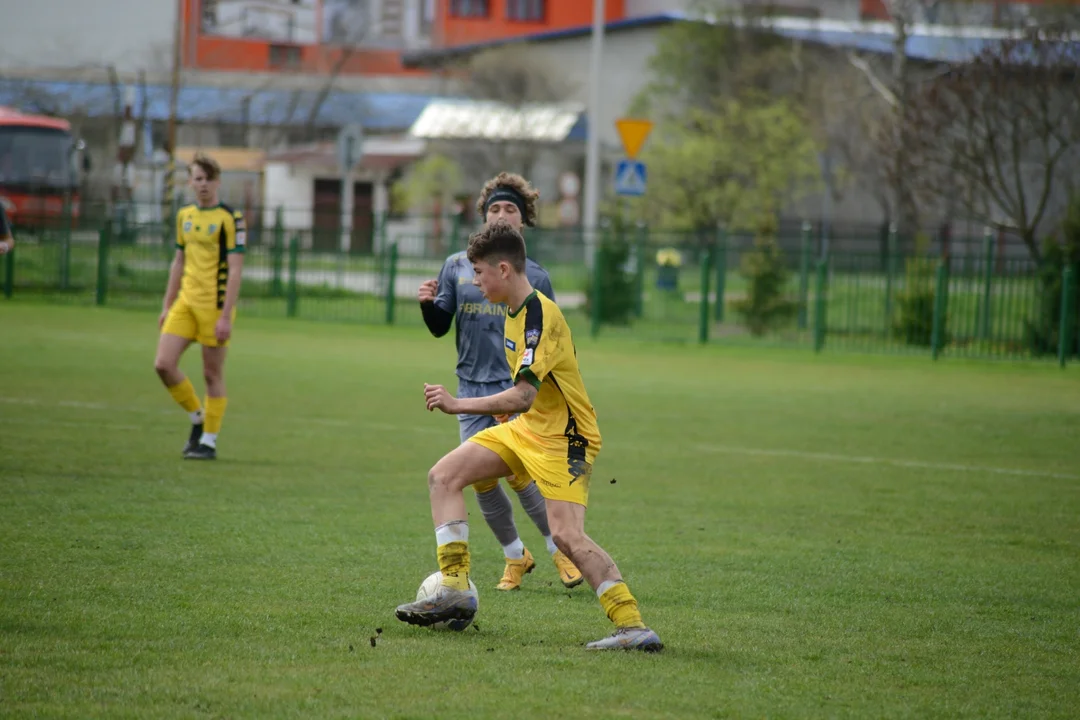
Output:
top-left (457, 378), bottom-right (513, 443)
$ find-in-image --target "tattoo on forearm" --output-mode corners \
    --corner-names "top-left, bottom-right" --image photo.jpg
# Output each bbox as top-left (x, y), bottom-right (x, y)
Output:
top-left (516, 385), bottom-right (536, 410)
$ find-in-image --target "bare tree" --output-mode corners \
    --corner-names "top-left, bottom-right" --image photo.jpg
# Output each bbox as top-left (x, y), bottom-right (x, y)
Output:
top-left (847, 0), bottom-right (940, 237)
top-left (899, 27), bottom-right (1080, 261)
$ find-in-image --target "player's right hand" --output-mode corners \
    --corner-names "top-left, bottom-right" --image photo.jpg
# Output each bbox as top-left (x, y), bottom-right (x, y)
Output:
top-left (418, 279), bottom-right (438, 303)
top-left (158, 309), bottom-right (168, 329)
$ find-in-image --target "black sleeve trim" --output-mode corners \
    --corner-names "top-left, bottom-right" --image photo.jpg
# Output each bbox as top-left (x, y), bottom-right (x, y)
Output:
top-left (421, 301), bottom-right (453, 338)
top-left (524, 295), bottom-right (544, 349)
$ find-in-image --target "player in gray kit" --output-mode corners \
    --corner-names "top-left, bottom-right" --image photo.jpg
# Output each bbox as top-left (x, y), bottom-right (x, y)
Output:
top-left (417, 172), bottom-right (583, 591)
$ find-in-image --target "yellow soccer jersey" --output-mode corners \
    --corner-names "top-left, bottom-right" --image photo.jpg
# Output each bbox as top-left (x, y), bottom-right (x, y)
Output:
top-left (505, 290), bottom-right (602, 465)
top-left (175, 203), bottom-right (246, 309)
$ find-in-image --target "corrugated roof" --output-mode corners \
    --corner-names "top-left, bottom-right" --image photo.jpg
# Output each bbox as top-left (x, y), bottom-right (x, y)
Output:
top-left (402, 12), bottom-right (1077, 67)
top-left (0, 79), bottom-right (439, 129)
top-left (402, 13), bottom-right (683, 67)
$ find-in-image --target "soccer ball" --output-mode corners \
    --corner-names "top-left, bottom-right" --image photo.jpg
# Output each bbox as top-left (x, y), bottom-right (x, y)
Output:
top-left (416, 571), bottom-right (479, 631)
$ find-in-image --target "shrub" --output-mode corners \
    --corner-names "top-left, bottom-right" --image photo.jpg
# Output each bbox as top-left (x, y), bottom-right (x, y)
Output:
top-left (732, 233), bottom-right (797, 336)
top-left (585, 237), bottom-right (637, 325)
top-left (1024, 200), bottom-right (1080, 356)
top-left (892, 256), bottom-right (943, 347)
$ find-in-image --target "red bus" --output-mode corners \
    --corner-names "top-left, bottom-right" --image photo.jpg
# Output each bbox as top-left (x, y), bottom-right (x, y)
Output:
top-left (0, 107), bottom-right (83, 228)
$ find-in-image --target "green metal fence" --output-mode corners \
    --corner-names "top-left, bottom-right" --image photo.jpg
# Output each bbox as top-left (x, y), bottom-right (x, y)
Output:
top-left (2, 218), bottom-right (1076, 366)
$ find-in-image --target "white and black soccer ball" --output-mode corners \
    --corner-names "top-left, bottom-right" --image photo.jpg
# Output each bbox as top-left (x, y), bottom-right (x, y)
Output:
top-left (416, 571), bottom-right (478, 631)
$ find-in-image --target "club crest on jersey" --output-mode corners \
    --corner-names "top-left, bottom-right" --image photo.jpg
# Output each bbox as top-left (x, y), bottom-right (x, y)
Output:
top-left (183, 221), bottom-right (192, 232)
top-left (525, 329), bottom-right (540, 347)
top-left (505, 338), bottom-right (517, 351)
top-left (521, 348), bottom-right (534, 366)
top-left (208, 224), bottom-right (217, 234)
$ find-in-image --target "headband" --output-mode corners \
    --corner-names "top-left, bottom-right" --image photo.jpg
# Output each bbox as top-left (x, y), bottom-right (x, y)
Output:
top-left (484, 187), bottom-right (531, 226)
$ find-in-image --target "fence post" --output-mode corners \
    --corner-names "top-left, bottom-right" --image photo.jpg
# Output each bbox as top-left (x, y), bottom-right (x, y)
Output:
top-left (590, 244), bottom-right (604, 339)
top-left (59, 194), bottom-right (73, 290)
top-left (698, 244), bottom-right (713, 344)
top-left (798, 221), bottom-right (811, 329)
top-left (980, 227), bottom-right (994, 340)
top-left (931, 261), bottom-right (950, 360)
top-left (813, 258), bottom-right (828, 353)
top-left (1060, 266), bottom-right (1076, 368)
top-left (96, 220), bottom-right (111, 306)
top-left (884, 223), bottom-right (897, 328)
top-left (286, 234), bottom-right (299, 318)
top-left (634, 222), bottom-right (646, 318)
top-left (3, 241), bottom-right (13, 299)
top-left (385, 242), bottom-right (399, 325)
top-left (714, 226), bottom-right (728, 323)
top-left (271, 206), bottom-right (284, 297)
top-left (449, 212), bottom-right (461, 254)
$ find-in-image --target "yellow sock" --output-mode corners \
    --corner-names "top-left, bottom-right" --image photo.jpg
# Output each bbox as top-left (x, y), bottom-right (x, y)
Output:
top-left (204, 396), bottom-right (228, 434)
top-left (167, 378), bottom-right (202, 413)
top-left (599, 582), bottom-right (646, 630)
top-left (437, 541), bottom-right (471, 591)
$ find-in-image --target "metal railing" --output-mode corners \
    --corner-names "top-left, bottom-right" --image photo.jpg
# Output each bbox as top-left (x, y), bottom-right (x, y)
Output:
top-left (2, 218), bottom-right (1076, 366)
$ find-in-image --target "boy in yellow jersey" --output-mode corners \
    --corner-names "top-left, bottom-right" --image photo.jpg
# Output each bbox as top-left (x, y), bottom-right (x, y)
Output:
top-left (153, 153), bottom-right (245, 460)
top-left (395, 221), bottom-right (662, 652)
top-left (418, 172), bottom-right (582, 592)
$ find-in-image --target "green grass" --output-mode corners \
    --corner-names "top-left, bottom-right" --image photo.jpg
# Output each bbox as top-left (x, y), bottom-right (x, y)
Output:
top-left (2, 304), bottom-right (1079, 718)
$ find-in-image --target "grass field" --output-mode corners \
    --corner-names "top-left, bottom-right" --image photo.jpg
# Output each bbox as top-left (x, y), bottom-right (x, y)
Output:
top-left (2, 304), bottom-right (1079, 719)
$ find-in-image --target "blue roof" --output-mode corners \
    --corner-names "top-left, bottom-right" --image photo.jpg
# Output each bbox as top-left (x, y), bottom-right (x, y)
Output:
top-left (402, 12), bottom-right (1076, 66)
top-left (403, 13), bottom-right (684, 66)
top-left (0, 79), bottom-right (439, 129)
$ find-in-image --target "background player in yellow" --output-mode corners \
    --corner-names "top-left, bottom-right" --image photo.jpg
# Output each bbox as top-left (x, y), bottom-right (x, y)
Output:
top-left (153, 153), bottom-right (245, 460)
top-left (396, 221), bottom-right (662, 652)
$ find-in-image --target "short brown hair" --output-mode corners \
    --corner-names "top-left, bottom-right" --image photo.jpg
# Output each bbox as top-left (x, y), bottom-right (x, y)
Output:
top-left (188, 152), bottom-right (221, 181)
top-left (475, 172), bottom-right (539, 227)
top-left (467, 220), bottom-right (527, 272)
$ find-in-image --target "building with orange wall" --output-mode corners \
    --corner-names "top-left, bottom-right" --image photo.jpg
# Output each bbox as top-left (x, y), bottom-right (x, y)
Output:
top-left (181, 0), bottom-right (629, 76)
top-left (437, 0), bottom-right (625, 47)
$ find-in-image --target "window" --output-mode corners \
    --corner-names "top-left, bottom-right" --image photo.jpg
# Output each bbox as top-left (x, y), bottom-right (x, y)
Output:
top-left (420, 0), bottom-right (436, 34)
top-left (269, 44), bottom-right (302, 69)
top-left (507, 0), bottom-right (544, 22)
top-left (449, 0), bottom-right (488, 18)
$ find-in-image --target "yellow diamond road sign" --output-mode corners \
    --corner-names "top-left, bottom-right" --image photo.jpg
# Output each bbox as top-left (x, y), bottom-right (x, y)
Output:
top-left (615, 118), bottom-right (654, 159)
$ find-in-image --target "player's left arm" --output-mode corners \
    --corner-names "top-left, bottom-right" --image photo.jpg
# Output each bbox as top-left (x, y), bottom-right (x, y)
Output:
top-left (425, 380), bottom-right (536, 416)
top-left (215, 211), bottom-right (246, 343)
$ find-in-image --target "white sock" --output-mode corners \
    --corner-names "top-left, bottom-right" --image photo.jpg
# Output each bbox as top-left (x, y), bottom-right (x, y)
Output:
top-left (544, 536), bottom-right (558, 555)
top-left (596, 580), bottom-right (622, 599)
top-left (190, 410), bottom-right (204, 424)
top-left (435, 521), bottom-right (469, 546)
top-left (199, 432), bottom-right (217, 448)
top-left (503, 538), bottom-right (525, 560)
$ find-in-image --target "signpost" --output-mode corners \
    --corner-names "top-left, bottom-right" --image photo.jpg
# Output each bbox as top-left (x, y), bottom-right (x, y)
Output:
top-left (336, 124), bottom-right (363, 288)
top-left (336, 124), bottom-right (364, 254)
top-left (613, 118), bottom-right (653, 197)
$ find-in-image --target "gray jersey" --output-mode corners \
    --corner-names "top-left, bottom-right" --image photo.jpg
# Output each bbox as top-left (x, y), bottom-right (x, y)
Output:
top-left (434, 251), bottom-right (555, 384)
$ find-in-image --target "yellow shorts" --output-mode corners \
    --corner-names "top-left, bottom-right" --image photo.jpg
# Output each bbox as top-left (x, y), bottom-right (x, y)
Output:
top-left (161, 297), bottom-right (236, 348)
top-left (468, 422), bottom-right (594, 507)
top-left (472, 474), bottom-right (531, 495)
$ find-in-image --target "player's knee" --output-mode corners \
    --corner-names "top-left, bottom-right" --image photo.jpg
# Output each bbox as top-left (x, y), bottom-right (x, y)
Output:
top-left (153, 356), bottom-right (175, 379)
top-left (428, 464), bottom-right (450, 493)
top-left (203, 366), bottom-right (222, 386)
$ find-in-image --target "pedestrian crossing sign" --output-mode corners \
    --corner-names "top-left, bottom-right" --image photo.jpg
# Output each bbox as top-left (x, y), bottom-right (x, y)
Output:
top-left (614, 160), bottom-right (647, 196)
